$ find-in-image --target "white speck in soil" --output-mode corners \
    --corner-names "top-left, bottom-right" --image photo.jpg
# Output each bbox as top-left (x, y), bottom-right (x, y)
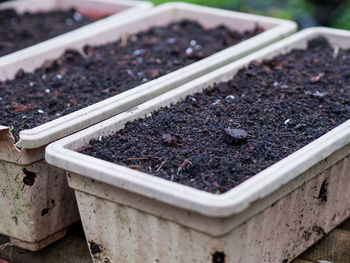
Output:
top-left (55, 74), bottom-right (63, 80)
top-left (29, 81), bottom-right (34, 87)
top-left (213, 99), bottom-right (221, 105)
top-left (98, 136), bottom-right (102, 141)
top-left (166, 38), bottom-right (177, 45)
top-left (133, 49), bottom-right (145, 56)
top-left (273, 81), bottom-right (278, 87)
top-left (126, 69), bottom-right (134, 77)
top-left (190, 97), bottom-right (197, 102)
top-left (45, 88), bottom-right (51, 94)
top-left (41, 74), bottom-right (47, 80)
top-left (38, 109), bottom-right (44, 114)
top-left (284, 119), bottom-right (291, 125)
top-left (65, 18), bottom-right (74, 26)
top-left (190, 40), bottom-right (197, 46)
top-left (73, 12), bottom-right (83, 21)
top-left (225, 95), bottom-right (235, 100)
top-left (185, 47), bottom-right (193, 55)
top-left (312, 90), bottom-right (328, 98)
top-left (10, 18), bottom-right (18, 26)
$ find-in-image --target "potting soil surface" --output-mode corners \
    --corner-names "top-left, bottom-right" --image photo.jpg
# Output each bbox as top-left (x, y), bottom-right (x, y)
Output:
top-left (0, 20), bottom-right (262, 141)
top-left (82, 37), bottom-right (350, 193)
top-left (0, 8), bottom-right (94, 57)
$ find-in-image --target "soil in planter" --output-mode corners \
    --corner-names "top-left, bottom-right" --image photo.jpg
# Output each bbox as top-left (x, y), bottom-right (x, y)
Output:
top-left (0, 20), bottom-right (263, 141)
top-left (81, 37), bottom-right (350, 194)
top-left (0, 8), bottom-right (95, 57)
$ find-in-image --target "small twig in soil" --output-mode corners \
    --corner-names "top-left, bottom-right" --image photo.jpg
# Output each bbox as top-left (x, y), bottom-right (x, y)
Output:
top-left (120, 34), bottom-right (128, 47)
top-left (0, 42), bottom-right (13, 47)
top-left (333, 46), bottom-right (340, 59)
top-left (0, 241), bottom-right (14, 260)
top-left (156, 160), bottom-right (166, 172)
top-left (124, 157), bottom-right (150, 161)
top-left (0, 242), bottom-right (13, 251)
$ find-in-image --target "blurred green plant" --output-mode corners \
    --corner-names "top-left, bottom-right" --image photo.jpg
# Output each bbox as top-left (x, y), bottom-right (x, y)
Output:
top-left (331, 4), bottom-right (350, 29)
top-left (149, 0), bottom-right (350, 30)
top-left (149, 0), bottom-right (239, 8)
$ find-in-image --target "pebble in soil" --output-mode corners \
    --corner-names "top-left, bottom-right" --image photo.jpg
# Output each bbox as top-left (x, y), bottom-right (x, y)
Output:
top-left (81, 37), bottom-right (350, 194)
top-left (0, 8), bottom-right (94, 57)
top-left (0, 20), bottom-right (263, 141)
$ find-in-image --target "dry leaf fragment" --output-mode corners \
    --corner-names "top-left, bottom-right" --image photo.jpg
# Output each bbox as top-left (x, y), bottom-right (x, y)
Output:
top-left (148, 68), bottom-right (161, 78)
top-left (310, 72), bottom-right (325, 83)
top-left (128, 164), bottom-right (142, 171)
top-left (11, 102), bottom-right (37, 113)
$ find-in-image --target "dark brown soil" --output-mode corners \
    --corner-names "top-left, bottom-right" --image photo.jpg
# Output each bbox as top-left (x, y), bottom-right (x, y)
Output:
top-left (81, 37), bottom-right (350, 194)
top-left (0, 20), bottom-right (263, 141)
top-left (0, 8), bottom-right (94, 57)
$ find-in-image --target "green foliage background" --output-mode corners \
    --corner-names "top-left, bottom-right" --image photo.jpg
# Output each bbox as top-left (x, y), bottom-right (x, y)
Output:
top-left (148, 0), bottom-right (350, 29)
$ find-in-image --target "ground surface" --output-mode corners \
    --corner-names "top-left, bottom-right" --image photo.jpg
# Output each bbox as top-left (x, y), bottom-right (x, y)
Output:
top-left (0, 219), bottom-right (349, 263)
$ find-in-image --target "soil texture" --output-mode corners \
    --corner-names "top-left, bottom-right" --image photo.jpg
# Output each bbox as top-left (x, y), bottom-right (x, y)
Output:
top-left (82, 37), bottom-right (350, 193)
top-left (0, 8), bottom-right (94, 56)
top-left (0, 20), bottom-right (262, 140)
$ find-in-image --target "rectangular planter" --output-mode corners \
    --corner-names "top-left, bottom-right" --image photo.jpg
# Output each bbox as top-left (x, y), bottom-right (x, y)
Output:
top-left (0, 0), bottom-right (153, 58)
top-left (2, 2), bottom-right (297, 150)
top-left (0, 3), bottom-right (295, 251)
top-left (0, 0), bottom-right (152, 252)
top-left (46, 27), bottom-right (350, 263)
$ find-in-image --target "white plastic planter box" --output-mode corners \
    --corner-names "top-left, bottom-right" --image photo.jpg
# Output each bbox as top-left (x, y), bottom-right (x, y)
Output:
top-left (1, 2), bottom-right (297, 150)
top-left (46, 27), bottom-right (350, 263)
top-left (0, 0), bottom-right (152, 252)
top-left (0, 0), bottom-right (153, 59)
top-left (0, 3), bottom-right (295, 251)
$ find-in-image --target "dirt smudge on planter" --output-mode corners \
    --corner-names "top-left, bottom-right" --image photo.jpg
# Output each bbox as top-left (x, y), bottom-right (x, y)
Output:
top-left (0, 20), bottom-right (262, 141)
top-left (22, 168), bottom-right (36, 186)
top-left (41, 208), bottom-right (49, 216)
top-left (0, 8), bottom-right (94, 56)
top-left (212, 251), bottom-right (225, 263)
top-left (81, 37), bottom-right (350, 193)
top-left (89, 241), bottom-right (102, 255)
top-left (318, 180), bottom-right (328, 203)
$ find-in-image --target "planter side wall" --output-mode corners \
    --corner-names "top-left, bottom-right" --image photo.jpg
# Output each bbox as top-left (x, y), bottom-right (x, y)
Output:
top-left (0, 0), bottom-right (151, 250)
top-left (0, 158), bottom-right (79, 248)
top-left (73, 152), bottom-right (350, 263)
